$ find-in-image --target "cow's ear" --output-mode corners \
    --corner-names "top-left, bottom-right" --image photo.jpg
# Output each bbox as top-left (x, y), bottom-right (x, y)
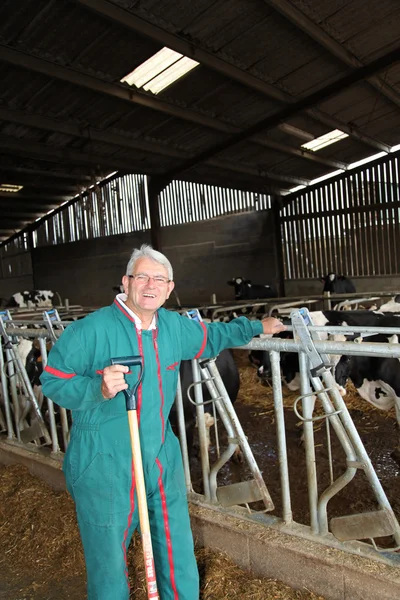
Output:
top-left (227, 280), bottom-right (235, 286)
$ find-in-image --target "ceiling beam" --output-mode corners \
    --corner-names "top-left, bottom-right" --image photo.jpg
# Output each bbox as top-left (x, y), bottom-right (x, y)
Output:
top-left (2, 211), bottom-right (48, 220)
top-left (0, 107), bottom-right (188, 160)
top-left (75, 0), bottom-right (391, 154)
top-left (264, 0), bottom-right (400, 110)
top-left (162, 46), bottom-right (400, 182)
top-left (0, 173), bottom-right (78, 193)
top-left (0, 44), bottom-right (234, 134)
top-left (0, 120), bottom-right (306, 188)
top-left (2, 218), bottom-right (33, 227)
top-left (208, 158), bottom-right (308, 187)
top-left (0, 41), bottom-right (389, 165)
top-left (0, 164), bottom-right (92, 182)
top-left (75, 0), bottom-right (290, 104)
top-left (182, 169), bottom-right (284, 196)
top-left (251, 137), bottom-right (348, 170)
top-left (0, 133), bottom-right (154, 173)
top-left (0, 190), bottom-right (71, 201)
top-left (0, 103), bottom-right (347, 173)
top-left (0, 203), bottom-right (58, 213)
top-left (0, 231), bottom-right (17, 241)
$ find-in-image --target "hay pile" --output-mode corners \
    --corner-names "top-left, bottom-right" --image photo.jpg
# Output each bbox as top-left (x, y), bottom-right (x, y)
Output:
top-left (0, 464), bottom-right (324, 599)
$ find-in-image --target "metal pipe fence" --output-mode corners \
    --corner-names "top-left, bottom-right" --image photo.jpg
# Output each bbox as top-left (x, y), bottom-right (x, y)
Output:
top-left (1, 322), bottom-right (400, 560)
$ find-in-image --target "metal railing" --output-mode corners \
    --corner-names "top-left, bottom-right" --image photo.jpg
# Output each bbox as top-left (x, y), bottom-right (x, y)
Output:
top-left (1, 319), bottom-right (400, 561)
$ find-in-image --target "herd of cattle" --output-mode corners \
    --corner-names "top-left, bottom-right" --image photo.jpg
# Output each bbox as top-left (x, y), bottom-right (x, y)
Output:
top-left (0, 290), bottom-right (55, 309)
top-left (1, 274), bottom-right (400, 466)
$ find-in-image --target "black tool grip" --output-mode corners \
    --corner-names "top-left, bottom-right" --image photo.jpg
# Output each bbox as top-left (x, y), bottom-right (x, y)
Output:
top-left (110, 355), bottom-right (143, 367)
top-left (110, 355), bottom-right (144, 411)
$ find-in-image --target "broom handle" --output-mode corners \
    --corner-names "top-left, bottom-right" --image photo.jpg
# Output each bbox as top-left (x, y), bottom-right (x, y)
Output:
top-left (128, 410), bottom-right (159, 600)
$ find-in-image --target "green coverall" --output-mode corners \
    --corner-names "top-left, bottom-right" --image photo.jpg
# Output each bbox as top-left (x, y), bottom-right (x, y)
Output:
top-left (41, 300), bottom-right (263, 599)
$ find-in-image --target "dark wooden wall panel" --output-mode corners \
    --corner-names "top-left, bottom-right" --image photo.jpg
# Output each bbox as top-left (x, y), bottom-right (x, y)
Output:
top-left (32, 210), bottom-right (278, 307)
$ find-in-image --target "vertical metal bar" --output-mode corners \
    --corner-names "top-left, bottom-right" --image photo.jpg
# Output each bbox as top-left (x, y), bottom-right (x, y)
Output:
top-left (298, 351), bottom-right (318, 534)
top-left (317, 371), bottom-right (400, 544)
top-left (38, 338), bottom-right (60, 454)
top-left (270, 350), bottom-right (292, 524)
top-left (175, 377), bottom-right (192, 493)
top-left (0, 339), bottom-right (15, 438)
top-left (5, 348), bottom-right (21, 440)
top-left (191, 359), bottom-right (211, 501)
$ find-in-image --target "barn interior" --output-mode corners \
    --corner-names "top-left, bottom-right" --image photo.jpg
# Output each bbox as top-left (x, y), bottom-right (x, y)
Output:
top-left (1, 0), bottom-right (400, 306)
top-left (1, 3), bottom-right (400, 599)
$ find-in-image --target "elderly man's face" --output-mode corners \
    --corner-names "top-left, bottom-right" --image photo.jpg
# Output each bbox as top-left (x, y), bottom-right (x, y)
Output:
top-left (122, 257), bottom-right (174, 317)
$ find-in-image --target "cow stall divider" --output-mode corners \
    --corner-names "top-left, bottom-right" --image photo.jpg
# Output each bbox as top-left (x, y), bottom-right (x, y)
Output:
top-left (0, 311), bottom-right (51, 446)
top-left (291, 309), bottom-right (400, 550)
top-left (40, 309), bottom-right (70, 453)
top-left (175, 356), bottom-right (274, 511)
top-left (2, 315), bottom-right (400, 561)
top-left (0, 316), bottom-right (68, 455)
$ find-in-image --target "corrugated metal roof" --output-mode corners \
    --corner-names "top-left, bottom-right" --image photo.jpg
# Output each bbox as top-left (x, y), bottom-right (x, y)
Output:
top-left (0, 0), bottom-right (400, 242)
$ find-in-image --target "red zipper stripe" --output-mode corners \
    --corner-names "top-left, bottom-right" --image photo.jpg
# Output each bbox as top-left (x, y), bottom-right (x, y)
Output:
top-left (135, 329), bottom-right (144, 423)
top-left (114, 298), bottom-right (136, 323)
top-left (194, 322), bottom-right (207, 359)
top-left (153, 330), bottom-right (165, 443)
top-left (44, 365), bottom-right (76, 379)
top-left (156, 458), bottom-right (179, 600)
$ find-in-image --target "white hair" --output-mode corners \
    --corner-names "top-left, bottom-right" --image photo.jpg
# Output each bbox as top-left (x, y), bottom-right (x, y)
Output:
top-left (126, 244), bottom-right (173, 280)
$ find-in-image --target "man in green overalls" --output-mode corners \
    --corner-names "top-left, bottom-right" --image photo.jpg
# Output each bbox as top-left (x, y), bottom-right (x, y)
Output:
top-left (41, 244), bottom-right (285, 600)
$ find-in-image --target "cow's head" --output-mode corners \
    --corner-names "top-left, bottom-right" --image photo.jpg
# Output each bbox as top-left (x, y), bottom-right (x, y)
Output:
top-left (227, 277), bottom-right (251, 299)
top-left (334, 355), bottom-right (351, 388)
top-left (227, 277), bottom-right (245, 286)
top-left (320, 273), bottom-right (336, 283)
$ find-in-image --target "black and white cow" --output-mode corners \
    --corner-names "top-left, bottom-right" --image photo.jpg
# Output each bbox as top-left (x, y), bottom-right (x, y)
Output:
top-left (335, 331), bottom-right (400, 465)
top-left (321, 273), bottom-right (356, 294)
top-left (170, 349), bottom-right (241, 461)
top-left (227, 277), bottom-right (277, 301)
top-left (250, 310), bottom-right (400, 391)
top-left (250, 310), bottom-right (400, 462)
top-left (249, 311), bottom-right (335, 391)
top-left (4, 290), bottom-right (55, 309)
top-left (378, 295), bottom-right (400, 312)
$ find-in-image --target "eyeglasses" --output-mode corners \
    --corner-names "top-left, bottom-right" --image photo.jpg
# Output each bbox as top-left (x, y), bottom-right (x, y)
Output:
top-left (128, 273), bottom-right (170, 285)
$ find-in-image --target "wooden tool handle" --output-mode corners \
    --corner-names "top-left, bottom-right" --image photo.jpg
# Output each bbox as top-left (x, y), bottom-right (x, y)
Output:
top-left (128, 410), bottom-right (159, 600)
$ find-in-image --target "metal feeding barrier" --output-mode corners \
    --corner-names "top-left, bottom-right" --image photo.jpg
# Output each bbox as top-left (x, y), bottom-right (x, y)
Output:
top-left (174, 355), bottom-right (274, 512)
top-left (0, 310), bottom-right (51, 446)
top-left (2, 307), bottom-right (400, 558)
top-left (39, 309), bottom-right (70, 453)
top-left (290, 308), bottom-right (400, 551)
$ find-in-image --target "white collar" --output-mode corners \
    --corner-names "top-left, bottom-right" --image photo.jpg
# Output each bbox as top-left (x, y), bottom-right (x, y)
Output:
top-left (116, 293), bottom-right (157, 330)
